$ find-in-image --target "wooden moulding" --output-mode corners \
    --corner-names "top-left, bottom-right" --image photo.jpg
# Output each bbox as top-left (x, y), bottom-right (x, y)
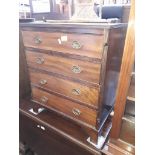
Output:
top-left (20, 22), bottom-right (127, 31)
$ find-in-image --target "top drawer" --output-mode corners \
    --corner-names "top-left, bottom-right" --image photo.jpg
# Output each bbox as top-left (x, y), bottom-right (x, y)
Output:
top-left (21, 31), bottom-right (104, 59)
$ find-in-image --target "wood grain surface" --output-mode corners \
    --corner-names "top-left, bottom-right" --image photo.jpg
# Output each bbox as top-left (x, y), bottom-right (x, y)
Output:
top-left (25, 50), bottom-right (101, 84)
top-left (22, 31), bottom-right (104, 59)
top-left (29, 69), bottom-right (99, 107)
top-left (31, 87), bottom-right (97, 126)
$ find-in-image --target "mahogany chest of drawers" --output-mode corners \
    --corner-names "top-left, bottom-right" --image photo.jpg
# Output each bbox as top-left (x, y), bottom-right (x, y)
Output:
top-left (20, 21), bottom-right (126, 145)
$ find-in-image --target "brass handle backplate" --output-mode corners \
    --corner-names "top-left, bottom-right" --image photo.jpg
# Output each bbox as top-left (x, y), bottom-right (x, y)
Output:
top-left (72, 65), bottom-right (81, 73)
top-left (72, 88), bottom-right (81, 96)
top-left (72, 41), bottom-right (82, 49)
top-left (36, 57), bottom-right (44, 64)
top-left (34, 36), bottom-right (42, 44)
top-left (39, 79), bottom-right (47, 85)
top-left (72, 108), bottom-right (81, 116)
top-left (40, 96), bottom-right (48, 103)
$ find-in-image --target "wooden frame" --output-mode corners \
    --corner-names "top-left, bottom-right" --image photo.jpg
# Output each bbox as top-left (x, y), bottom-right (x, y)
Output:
top-left (110, 0), bottom-right (135, 138)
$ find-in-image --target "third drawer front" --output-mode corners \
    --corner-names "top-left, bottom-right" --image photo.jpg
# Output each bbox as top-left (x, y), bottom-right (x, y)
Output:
top-left (26, 50), bottom-right (101, 84)
top-left (29, 70), bottom-right (99, 107)
top-left (32, 87), bottom-right (97, 127)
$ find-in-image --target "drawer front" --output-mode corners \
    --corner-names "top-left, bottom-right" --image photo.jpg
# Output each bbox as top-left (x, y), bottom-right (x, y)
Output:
top-left (29, 70), bottom-right (99, 107)
top-left (32, 87), bottom-right (97, 126)
top-left (26, 51), bottom-right (101, 84)
top-left (22, 31), bottom-right (104, 59)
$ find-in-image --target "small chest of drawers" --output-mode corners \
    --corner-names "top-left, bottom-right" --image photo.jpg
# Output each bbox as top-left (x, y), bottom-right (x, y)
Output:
top-left (20, 22), bottom-right (126, 144)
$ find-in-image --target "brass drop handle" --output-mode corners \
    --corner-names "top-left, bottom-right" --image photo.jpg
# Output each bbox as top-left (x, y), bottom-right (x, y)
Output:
top-left (72, 41), bottom-right (82, 49)
top-left (72, 88), bottom-right (81, 96)
top-left (39, 79), bottom-right (47, 85)
top-left (34, 36), bottom-right (42, 44)
top-left (72, 108), bottom-right (81, 116)
top-left (36, 57), bottom-right (44, 64)
top-left (72, 65), bottom-right (81, 73)
top-left (40, 96), bottom-right (48, 104)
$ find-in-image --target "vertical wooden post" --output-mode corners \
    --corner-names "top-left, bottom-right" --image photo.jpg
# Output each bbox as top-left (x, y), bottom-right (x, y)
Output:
top-left (110, 0), bottom-right (135, 138)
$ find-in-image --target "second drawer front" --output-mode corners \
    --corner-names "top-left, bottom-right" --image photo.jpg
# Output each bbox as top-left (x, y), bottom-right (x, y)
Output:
top-left (29, 70), bottom-right (99, 107)
top-left (26, 51), bottom-right (101, 84)
top-left (32, 87), bottom-right (97, 126)
top-left (22, 31), bottom-right (104, 59)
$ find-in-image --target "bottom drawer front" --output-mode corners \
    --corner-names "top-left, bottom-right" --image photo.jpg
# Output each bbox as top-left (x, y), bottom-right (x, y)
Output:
top-left (32, 87), bottom-right (97, 127)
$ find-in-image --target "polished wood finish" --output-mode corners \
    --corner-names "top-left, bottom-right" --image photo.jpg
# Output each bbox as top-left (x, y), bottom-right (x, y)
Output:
top-left (111, 0), bottom-right (135, 138)
top-left (22, 31), bottom-right (104, 59)
top-left (31, 87), bottom-right (97, 126)
top-left (20, 22), bottom-right (127, 144)
top-left (106, 27), bottom-right (127, 71)
top-left (25, 50), bottom-right (101, 84)
top-left (29, 69), bottom-right (99, 107)
top-left (20, 115), bottom-right (99, 155)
